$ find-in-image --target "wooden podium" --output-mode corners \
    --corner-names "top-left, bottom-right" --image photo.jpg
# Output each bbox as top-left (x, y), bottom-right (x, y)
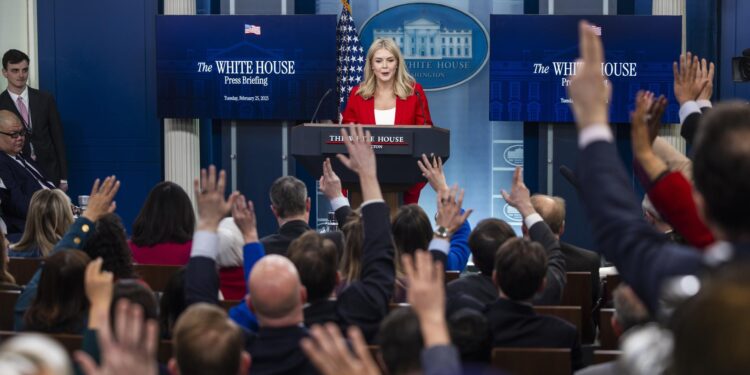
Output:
top-left (291, 124), bottom-right (450, 214)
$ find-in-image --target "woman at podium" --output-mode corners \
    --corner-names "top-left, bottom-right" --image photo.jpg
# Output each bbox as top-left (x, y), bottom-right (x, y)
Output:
top-left (342, 38), bottom-right (432, 204)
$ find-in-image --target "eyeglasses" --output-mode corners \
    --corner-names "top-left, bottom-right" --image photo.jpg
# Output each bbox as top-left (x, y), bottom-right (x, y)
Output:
top-left (0, 129), bottom-right (28, 139)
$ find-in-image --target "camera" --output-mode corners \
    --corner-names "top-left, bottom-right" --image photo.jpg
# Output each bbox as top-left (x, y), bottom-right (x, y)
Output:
top-left (732, 48), bottom-right (750, 82)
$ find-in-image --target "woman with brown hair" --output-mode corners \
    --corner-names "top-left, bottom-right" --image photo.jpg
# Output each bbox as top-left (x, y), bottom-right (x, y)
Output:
top-left (10, 189), bottom-right (74, 258)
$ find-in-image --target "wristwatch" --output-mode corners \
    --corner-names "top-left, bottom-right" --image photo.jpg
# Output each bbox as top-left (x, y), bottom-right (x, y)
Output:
top-left (434, 226), bottom-right (450, 239)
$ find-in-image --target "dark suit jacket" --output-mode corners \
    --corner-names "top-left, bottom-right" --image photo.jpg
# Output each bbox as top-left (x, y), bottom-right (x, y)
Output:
top-left (303, 202), bottom-right (395, 342)
top-left (575, 140), bottom-right (706, 313)
top-left (0, 89), bottom-right (67, 186)
top-left (561, 241), bottom-right (601, 305)
top-left (485, 298), bottom-right (583, 370)
top-left (0, 152), bottom-right (50, 234)
top-left (260, 219), bottom-right (343, 257)
top-left (245, 326), bottom-right (318, 375)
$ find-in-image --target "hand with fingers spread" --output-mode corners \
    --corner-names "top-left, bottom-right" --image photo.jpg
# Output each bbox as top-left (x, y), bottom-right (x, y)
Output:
top-left (301, 324), bottom-right (381, 375)
top-left (631, 91), bottom-right (669, 181)
top-left (403, 250), bottom-right (450, 347)
top-left (75, 300), bottom-right (159, 375)
top-left (319, 157), bottom-right (343, 200)
top-left (417, 153), bottom-right (448, 194)
top-left (435, 185), bottom-right (473, 236)
top-left (697, 58), bottom-right (715, 102)
top-left (194, 165), bottom-right (238, 232)
top-left (85, 258), bottom-right (114, 330)
top-left (673, 52), bottom-right (707, 105)
top-left (82, 176), bottom-right (121, 222)
top-left (501, 166), bottom-right (535, 218)
top-left (567, 20), bottom-right (612, 128)
top-left (233, 194), bottom-right (259, 244)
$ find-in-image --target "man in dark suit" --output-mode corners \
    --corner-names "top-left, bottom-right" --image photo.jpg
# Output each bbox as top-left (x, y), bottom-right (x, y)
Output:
top-left (485, 237), bottom-right (582, 370)
top-left (260, 175), bottom-right (342, 256)
top-left (0, 110), bottom-right (55, 235)
top-left (528, 194), bottom-right (601, 306)
top-left (1, 49), bottom-right (68, 188)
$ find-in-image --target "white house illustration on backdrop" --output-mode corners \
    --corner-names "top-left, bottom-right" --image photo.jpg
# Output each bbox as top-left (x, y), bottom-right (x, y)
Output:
top-left (373, 18), bottom-right (473, 59)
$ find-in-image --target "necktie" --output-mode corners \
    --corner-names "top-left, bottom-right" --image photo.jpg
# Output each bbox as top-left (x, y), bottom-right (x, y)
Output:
top-left (15, 97), bottom-right (30, 128)
top-left (15, 96), bottom-right (36, 160)
top-left (16, 155), bottom-right (54, 189)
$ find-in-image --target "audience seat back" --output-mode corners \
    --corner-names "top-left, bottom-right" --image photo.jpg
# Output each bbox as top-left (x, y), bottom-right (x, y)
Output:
top-left (491, 347), bottom-right (571, 375)
top-left (561, 272), bottom-right (594, 343)
top-left (8, 258), bottom-right (42, 285)
top-left (0, 290), bottom-right (21, 330)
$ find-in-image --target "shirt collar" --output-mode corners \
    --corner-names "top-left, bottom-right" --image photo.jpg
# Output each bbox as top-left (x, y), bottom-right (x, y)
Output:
top-left (7, 87), bottom-right (29, 103)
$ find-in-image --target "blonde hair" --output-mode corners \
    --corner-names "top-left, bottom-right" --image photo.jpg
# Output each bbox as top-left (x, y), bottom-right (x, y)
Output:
top-left (357, 38), bottom-right (415, 100)
top-left (12, 189), bottom-right (74, 256)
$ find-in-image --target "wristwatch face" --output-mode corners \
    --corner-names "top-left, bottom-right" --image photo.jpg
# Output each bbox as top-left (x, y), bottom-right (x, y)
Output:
top-left (435, 226), bottom-right (449, 238)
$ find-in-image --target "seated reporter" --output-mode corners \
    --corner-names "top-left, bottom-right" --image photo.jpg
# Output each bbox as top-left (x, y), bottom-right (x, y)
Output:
top-left (10, 189), bottom-right (74, 258)
top-left (0, 110), bottom-right (56, 237)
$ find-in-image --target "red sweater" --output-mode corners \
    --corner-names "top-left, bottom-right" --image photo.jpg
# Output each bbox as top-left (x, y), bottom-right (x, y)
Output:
top-left (129, 240), bottom-right (246, 298)
top-left (648, 172), bottom-right (715, 249)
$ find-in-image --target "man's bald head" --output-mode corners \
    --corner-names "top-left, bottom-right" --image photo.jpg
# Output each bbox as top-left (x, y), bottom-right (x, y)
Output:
top-left (530, 194), bottom-right (566, 235)
top-left (0, 110), bottom-right (21, 128)
top-left (248, 254), bottom-right (305, 326)
top-left (0, 110), bottom-right (25, 156)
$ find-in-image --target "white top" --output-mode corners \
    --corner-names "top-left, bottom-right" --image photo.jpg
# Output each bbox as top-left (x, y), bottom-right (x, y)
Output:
top-left (374, 107), bottom-right (396, 125)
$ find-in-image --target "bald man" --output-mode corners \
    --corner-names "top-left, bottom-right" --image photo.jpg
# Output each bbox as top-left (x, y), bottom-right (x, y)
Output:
top-left (0, 110), bottom-right (55, 235)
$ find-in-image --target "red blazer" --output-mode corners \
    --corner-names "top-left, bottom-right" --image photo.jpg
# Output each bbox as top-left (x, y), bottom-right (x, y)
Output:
top-left (342, 83), bottom-right (433, 125)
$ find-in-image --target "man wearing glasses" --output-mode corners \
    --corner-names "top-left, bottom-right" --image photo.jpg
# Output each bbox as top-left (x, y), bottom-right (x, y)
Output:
top-left (0, 110), bottom-right (55, 236)
top-left (0, 49), bottom-right (68, 191)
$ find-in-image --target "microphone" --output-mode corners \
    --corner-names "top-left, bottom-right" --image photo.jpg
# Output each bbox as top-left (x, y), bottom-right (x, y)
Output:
top-left (310, 88), bottom-right (333, 123)
top-left (415, 90), bottom-right (426, 125)
top-left (559, 165), bottom-right (581, 191)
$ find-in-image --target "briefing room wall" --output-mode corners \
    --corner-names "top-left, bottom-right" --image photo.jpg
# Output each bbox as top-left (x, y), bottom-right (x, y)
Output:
top-left (37, 0), bottom-right (161, 232)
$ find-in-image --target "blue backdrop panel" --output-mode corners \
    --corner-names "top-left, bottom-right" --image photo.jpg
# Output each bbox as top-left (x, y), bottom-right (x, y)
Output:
top-left (38, 0), bottom-right (161, 232)
top-left (489, 15), bottom-right (681, 123)
top-left (156, 15), bottom-right (337, 120)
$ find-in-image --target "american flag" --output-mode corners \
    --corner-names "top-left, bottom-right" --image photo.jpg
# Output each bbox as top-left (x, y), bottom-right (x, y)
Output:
top-left (336, 0), bottom-right (364, 114)
top-left (245, 24), bottom-right (261, 35)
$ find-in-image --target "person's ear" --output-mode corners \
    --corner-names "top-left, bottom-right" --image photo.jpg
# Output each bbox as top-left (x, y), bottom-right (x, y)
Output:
top-left (492, 270), bottom-right (499, 287)
top-left (300, 285), bottom-right (308, 304)
top-left (305, 197), bottom-right (311, 213)
top-left (168, 358), bottom-right (180, 375)
top-left (611, 315), bottom-right (624, 338)
top-left (559, 220), bottom-right (565, 237)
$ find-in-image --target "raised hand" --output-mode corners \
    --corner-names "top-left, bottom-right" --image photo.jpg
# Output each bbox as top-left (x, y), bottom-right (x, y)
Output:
top-left (336, 126), bottom-right (377, 178)
top-left (194, 165), bottom-right (238, 232)
top-left (301, 324), bottom-right (381, 375)
top-left (337, 126), bottom-right (382, 202)
top-left (501, 166), bottom-right (534, 218)
top-left (75, 300), bottom-right (159, 375)
top-left (631, 91), bottom-right (669, 181)
top-left (232, 194), bottom-right (259, 244)
top-left (319, 157), bottom-right (343, 200)
top-left (402, 250), bottom-right (450, 347)
top-left (673, 52), bottom-right (707, 105)
top-left (567, 20), bottom-right (611, 129)
top-left (85, 258), bottom-right (114, 329)
top-left (435, 184), bottom-right (473, 235)
top-left (697, 58), bottom-right (715, 101)
top-left (417, 153), bottom-right (448, 194)
top-left (82, 176), bottom-right (120, 222)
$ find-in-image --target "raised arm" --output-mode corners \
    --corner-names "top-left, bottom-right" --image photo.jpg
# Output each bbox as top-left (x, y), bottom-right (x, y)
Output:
top-left (319, 157), bottom-right (353, 226)
top-left (185, 166), bottom-right (237, 307)
top-left (567, 21), bottom-right (703, 313)
top-left (335, 126), bottom-right (395, 341)
top-left (502, 166), bottom-right (566, 305)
